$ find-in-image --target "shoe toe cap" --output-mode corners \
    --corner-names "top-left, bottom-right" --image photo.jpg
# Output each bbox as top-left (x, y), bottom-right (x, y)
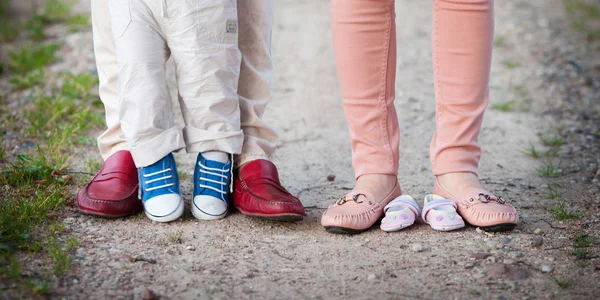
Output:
top-left (144, 194), bottom-right (183, 218)
top-left (193, 196), bottom-right (228, 217)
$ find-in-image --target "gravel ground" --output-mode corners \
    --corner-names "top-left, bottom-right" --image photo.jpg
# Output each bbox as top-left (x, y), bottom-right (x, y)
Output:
top-left (1, 0), bottom-right (599, 299)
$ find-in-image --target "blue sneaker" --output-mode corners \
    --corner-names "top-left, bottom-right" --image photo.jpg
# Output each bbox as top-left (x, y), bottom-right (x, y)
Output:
top-left (139, 153), bottom-right (184, 222)
top-left (192, 153), bottom-right (232, 220)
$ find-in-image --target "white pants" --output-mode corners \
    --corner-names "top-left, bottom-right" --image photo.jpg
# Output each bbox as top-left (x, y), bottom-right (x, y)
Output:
top-left (92, 0), bottom-right (278, 168)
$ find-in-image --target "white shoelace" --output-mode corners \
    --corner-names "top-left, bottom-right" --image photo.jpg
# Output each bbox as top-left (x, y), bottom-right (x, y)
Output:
top-left (142, 168), bottom-right (174, 192)
top-left (197, 161), bottom-right (230, 198)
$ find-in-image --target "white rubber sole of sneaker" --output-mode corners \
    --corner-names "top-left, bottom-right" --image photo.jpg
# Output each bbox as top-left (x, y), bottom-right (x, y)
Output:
top-left (144, 199), bottom-right (184, 223)
top-left (191, 196), bottom-right (227, 221)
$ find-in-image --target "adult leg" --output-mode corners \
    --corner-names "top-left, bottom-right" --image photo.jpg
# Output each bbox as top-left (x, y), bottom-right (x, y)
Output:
top-left (232, 0), bottom-right (305, 221)
top-left (77, 0), bottom-right (139, 217)
top-left (430, 0), bottom-right (518, 231)
top-left (321, 0), bottom-right (401, 234)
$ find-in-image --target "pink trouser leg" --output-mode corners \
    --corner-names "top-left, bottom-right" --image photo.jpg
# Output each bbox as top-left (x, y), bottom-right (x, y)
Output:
top-left (431, 0), bottom-right (494, 176)
top-left (331, 0), bottom-right (399, 179)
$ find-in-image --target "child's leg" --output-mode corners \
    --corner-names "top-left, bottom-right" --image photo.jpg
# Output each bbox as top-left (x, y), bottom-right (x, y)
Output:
top-left (109, 0), bottom-right (184, 222)
top-left (163, 0), bottom-right (242, 220)
top-left (109, 0), bottom-right (185, 167)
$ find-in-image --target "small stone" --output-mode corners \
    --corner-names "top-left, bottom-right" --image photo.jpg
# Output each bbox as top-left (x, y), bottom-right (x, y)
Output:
top-left (327, 174), bottom-right (336, 182)
top-left (541, 265), bottom-right (553, 273)
top-left (143, 289), bottom-right (158, 300)
top-left (411, 244), bottom-right (424, 252)
top-left (503, 259), bottom-right (516, 265)
top-left (486, 241), bottom-right (498, 249)
top-left (534, 228), bottom-right (542, 235)
top-left (367, 273), bottom-right (377, 281)
top-left (531, 236), bottom-right (544, 247)
top-left (501, 237), bottom-right (512, 245)
top-left (73, 279), bottom-right (79, 284)
top-left (485, 256), bottom-right (497, 264)
top-left (186, 246), bottom-right (196, 251)
top-left (464, 262), bottom-right (476, 269)
top-left (507, 251), bottom-right (522, 258)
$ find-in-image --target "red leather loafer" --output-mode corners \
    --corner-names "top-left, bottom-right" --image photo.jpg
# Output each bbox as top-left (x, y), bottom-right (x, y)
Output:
top-left (77, 150), bottom-right (141, 217)
top-left (233, 159), bottom-right (305, 221)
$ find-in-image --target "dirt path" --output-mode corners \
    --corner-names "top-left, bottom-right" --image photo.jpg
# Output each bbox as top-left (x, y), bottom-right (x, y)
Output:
top-left (7, 0), bottom-right (598, 299)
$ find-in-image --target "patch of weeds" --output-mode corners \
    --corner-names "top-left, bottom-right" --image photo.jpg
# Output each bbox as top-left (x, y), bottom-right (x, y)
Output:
top-left (1, 20), bottom-right (19, 42)
top-left (550, 202), bottom-right (583, 220)
top-left (503, 60), bottom-right (521, 69)
top-left (178, 171), bottom-right (190, 181)
top-left (8, 43), bottom-right (60, 73)
top-left (168, 231), bottom-right (183, 244)
top-left (29, 278), bottom-right (51, 295)
top-left (25, 95), bottom-right (93, 138)
top-left (520, 143), bottom-right (542, 159)
top-left (537, 160), bottom-right (564, 177)
top-left (492, 100), bottom-right (514, 112)
top-left (544, 183), bottom-right (562, 200)
top-left (512, 84), bottom-right (532, 112)
top-left (86, 160), bottom-right (102, 173)
top-left (42, 0), bottom-right (76, 23)
top-left (60, 72), bottom-right (99, 101)
top-left (25, 15), bottom-right (48, 41)
top-left (493, 36), bottom-right (505, 47)
top-left (539, 133), bottom-right (564, 148)
top-left (46, 235), bottom-right (71, 275)
top-left (564, 0), bottom-right (600, 41)
top-left (0, 143), bottom-right (6, 162)
top-left (552, 276), bottom-right (572, 289)
top-left (9, 69), bottom-right (45, 90)
top-left (68, 14), bottom-right (90, 32)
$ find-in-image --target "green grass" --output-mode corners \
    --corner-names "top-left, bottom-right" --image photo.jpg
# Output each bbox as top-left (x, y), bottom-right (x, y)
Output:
top-left (544, 183), bottom-right (563, 200)
top-left (503, 60), bottom-right (521, 69)
top-left (520, 143), bottom-right (542, 159)
top-left (571, 233), bottom-right (595, 262)
top-left (60, 72), bottom-right (100, 101)
top-left (550, 202), bottom-right (583, 220)
top-left (68, 14), bottom-right (90, 32)
top-left (564, 0), bottom-right (600, 41)
top-left (492, 100), bottom-right (514, 112)
top-left (1, 67), bottom-right (102, 296)
top-left (42, 0), bottom-right (76, 23)
top-left (1, 20), bottom-right (19, 42)
top-left (26, 15), bottom-right (48, 41)
top-left (537, 160), bottom-right (564, 177)
top-left (168, 231), bottom-right (183, 244)
top-left (540, 133), bottom-right (565, 148)
top-left (493, 36), bottom-right (505, 47)
top-left (553, 276), bottom-right (572, 289)
top-left (9, 69), bottom-right (45, 90)
top-left (86, 160), bottom-right (103, 174)
top-left (8, 44), bottom-right (60, 74)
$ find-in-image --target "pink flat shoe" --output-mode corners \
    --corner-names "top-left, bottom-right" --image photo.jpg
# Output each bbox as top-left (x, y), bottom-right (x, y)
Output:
top-left (421, 194), bottom-right (465, 231)
top-left (380, 195), bottom-right (420, 232)
top-left (433, 178), bottom-right (518, 232)
top-left (321, 182), bottom-right (401, 234)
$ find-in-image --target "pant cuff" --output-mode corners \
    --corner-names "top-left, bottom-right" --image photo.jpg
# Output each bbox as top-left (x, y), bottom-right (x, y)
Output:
top-left (431, 147), bottom-right (480, 176)
top-left (354, 160), bottom-right (399, 179)
top-left (183, 126), bottom-right (244, 155)
top-left (129, 126), bottom-right (186, 167)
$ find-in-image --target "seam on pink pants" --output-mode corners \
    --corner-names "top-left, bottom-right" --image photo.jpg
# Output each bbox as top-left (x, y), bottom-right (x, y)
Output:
top-left (378, 3), bottom-right (394, 175)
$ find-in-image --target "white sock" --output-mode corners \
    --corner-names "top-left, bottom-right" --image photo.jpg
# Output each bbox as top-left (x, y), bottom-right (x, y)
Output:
top-left (202, 151), bottom-right (229, 163)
